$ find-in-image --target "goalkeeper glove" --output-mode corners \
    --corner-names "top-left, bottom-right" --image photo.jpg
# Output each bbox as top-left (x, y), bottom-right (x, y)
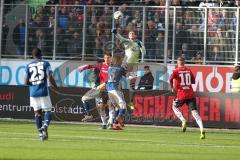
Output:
top-left (111, 28), bottom-right (117, 34)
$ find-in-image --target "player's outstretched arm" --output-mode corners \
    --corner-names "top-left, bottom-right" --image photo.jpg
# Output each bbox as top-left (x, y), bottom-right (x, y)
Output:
top-left (78, 64), bottom-right (98, 73)
top-left (111, 28), bottom-right (129, 43)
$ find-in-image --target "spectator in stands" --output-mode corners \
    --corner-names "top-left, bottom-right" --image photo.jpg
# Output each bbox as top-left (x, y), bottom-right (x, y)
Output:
top-left (209, 27), bottom-right (226, 61)
top-left (13, 16), bottom-right (25, 56)
top-left (236, 0), bottom-right (240, 6)
top-left (118, 3), bottom-right (131, 28)
top-left (146, 3), bottom-right (157, 21)
top-left (58, 7), bottom-right (69, 31)
top-left (32, 15), bottom-right (46, 29)
top-left (100, 28), bottom-right (112, 48)
top-left (47, 6), bottom-right (55, 17)
top-left (137, 66), bottom-right (154, 90)
top-left (219, 9), bottom-right (231, 31)
top-left (188, 25), bottom-right (204, 55)
top-left (28, 15), bottom-right (34, 27)
top-left (46, 15), bottom-right (55, 55)
top-left (220, 0), bottom-right (235, 7)
top-left (131, 10), bottom-right (142, 39)
top-left (155, 31), bottom-right (164, 60)
top-left (65, 24), bottom-right (77, 40)
top-left (145, 20), bottom-right (157, 60)
top-left (96, 16), bottom-right (106, 39)
top-left (207, 9), bottom-right (220, 37)
top-left (183, 0), bottom-right (200, 6)
top-left (71, 0), bottom-right (81, 17)
top-left (230, 10), bottom-right (237, 30)
top-left (231, 64), bottom-right (240, 93)
top-left (171, 0), bottom-right (181, 6)
top-left (67, 31), bottom-right (82, 56)
top-left (33, 29), bottom-right (48, 55)
top-left (56, 28), bottom-right (67, 56)
top-left (210, 46), bottom-right (220, 62)
top-left (154, 12), bottom-right (164, 31)
top-left (183, 10), bottom-right (198, 30)
top-left (2, 17), bottom-right (9, 55)
top-left (102, 6), bottom-right (113, 28)
top-left (179, 43), bottom-right (194, 60)
top-left (175, 22), bottom-right (189, 56)
top-left (68, 11), bottom-right (81, 29)
top-left (86, 16), bottom-right (97, 54)
top-left (95, 17), bottom-right (106, 58)
top-left (191, 52), bottom-right (203, 64)
top-left (28, 15), bottom-right (46, 54)
top-left (75, 7), bottom-right (84, 25)
top-left (199, 0), bottom-right (219, 7)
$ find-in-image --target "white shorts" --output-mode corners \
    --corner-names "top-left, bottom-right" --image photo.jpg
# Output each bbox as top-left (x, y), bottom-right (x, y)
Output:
top-left (108, 90), bottom-right (126, 109)
top-left (30, 96), bottom-right (52, 112)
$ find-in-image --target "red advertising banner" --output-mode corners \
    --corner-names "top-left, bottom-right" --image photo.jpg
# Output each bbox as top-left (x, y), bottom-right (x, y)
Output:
top-left (129, 91), bottom-right (240, 129)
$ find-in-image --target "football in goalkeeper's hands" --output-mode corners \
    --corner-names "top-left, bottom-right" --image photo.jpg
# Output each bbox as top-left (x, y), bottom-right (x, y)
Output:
top-left (113, 11), bottom-right (123, 20)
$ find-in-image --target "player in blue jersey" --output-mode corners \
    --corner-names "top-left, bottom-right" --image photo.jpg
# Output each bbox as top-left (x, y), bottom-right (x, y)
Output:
top-left (24, 48), bottom-right (58, 141)
top-left (106, 54), bottom-right (127, 130)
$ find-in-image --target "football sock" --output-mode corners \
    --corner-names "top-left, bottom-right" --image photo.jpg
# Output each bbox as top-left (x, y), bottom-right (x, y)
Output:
top-left (192, 111), bottom-right (204, 132)
top-left (82, 102), bottom-right (90, 115)
top-left (100, 114), bottom-right (107, 125)
top-left (35, 115), bottom-right (42, 131)
top-left (119, 108), bottom-right (126, 117)
top-left (172, 106), bottom-right (186, 122)
top-left (109, 109), bottom-right (114, 124)
top-left (114, 110), bottom-right (119, 124)
top-left (44, 111), bottom-right (52, 127)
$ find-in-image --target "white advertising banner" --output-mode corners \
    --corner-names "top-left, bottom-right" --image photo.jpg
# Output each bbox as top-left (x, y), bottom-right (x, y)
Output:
top-left (0, 59), bottom-right (234, 92)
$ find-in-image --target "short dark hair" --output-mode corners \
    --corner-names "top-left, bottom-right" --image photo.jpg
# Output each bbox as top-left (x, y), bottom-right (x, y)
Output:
top-left (32, 48), bottom-right (42, 59)
top-left (177, 57), bottom-right (185, 62)
top-left (104, 52), bottom-right (112, 57)
top-left (144, 66), bottom-right (150, 69)
top-left (128, 30), bottom-right (136, 34)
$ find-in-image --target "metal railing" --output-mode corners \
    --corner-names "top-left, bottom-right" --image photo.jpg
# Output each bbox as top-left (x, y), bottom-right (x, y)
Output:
top-left (0, 3), bottom-right (240, 64)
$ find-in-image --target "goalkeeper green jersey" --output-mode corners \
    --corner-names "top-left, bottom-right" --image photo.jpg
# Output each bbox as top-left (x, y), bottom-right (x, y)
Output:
top-left (116, 34), bottom-right (146, 64)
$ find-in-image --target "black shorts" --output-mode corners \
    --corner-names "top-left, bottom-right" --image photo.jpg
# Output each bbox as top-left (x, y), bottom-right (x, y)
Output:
top-left (173, 98), bottom-right (197, 111)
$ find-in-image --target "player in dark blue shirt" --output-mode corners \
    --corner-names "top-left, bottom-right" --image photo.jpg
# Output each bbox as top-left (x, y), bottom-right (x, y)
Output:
top-left (25, 48), bottom-right (57, 141)
top-left (106, 54), bottom-right (127, 130)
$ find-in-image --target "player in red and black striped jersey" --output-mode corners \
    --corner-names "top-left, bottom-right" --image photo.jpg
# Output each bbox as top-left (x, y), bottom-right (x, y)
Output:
top-left (79, 52), bottom-right (113, 129)
top-left (169, 57), bottom-right (205, 139)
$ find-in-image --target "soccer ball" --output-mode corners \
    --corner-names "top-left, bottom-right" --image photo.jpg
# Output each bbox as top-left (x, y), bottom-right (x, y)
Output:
top-left (113, 11), bottom-right (123, 20)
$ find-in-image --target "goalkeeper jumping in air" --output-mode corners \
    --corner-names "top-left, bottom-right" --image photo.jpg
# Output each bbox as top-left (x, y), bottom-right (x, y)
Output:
top-left (111, 28), bottom-right (146, 108)
top-left (111, 29), bottom-right (146, 87)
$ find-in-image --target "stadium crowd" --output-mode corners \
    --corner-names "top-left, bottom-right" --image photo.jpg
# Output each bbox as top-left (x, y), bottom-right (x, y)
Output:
top-left (2, 0), bottom-right (240, 63)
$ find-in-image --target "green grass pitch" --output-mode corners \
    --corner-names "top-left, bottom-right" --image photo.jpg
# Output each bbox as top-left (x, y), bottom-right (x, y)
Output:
top-left (0, 120), bottom-right (240, 160)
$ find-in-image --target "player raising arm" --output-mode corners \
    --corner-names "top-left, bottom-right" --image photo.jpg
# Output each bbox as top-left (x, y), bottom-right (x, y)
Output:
top-left (111, 29), bottom-right (146, 89)
top-left (78, 52), bottom-right (112, 129)
top-left (25, 48), bottom-right (58, 141)
top-left (169, 57), bottom-right (205, 139)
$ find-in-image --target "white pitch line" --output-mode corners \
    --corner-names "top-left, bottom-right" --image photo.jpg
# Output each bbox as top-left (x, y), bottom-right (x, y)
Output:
top-left (0, 131), bottom-right (239, 149)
